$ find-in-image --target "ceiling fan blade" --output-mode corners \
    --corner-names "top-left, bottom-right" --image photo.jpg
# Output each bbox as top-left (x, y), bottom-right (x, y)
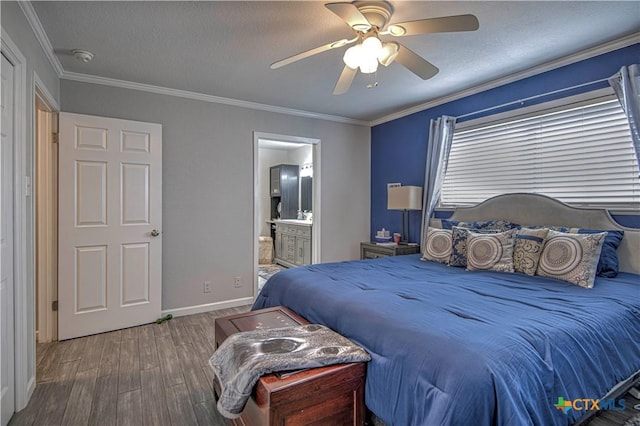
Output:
top-left (270, 38), bottom-right (356, 69)
top-left (386, 15), bottom-right (479, 36)
top-left (333, 65), bottom-right (357, 95)
top-left (325, 2), bottom-right (371, 31)
top-left (395, 44), bottom-right (439, 80)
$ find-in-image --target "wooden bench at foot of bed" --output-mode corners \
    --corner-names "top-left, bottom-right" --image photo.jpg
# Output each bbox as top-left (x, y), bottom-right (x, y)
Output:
top-left (213, 306), bottom-right (366, 426)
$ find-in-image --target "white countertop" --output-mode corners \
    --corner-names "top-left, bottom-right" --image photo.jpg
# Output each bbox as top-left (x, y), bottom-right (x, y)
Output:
top-left (273, 219), bottom-right (312, 226)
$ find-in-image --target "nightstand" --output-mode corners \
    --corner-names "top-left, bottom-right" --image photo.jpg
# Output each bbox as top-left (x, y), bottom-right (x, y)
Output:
top-left (360, 242), bottom-right (421, 260)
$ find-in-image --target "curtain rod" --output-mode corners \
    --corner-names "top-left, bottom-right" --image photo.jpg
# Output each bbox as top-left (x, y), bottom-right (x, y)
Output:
top-left (456, 76), bottom-right (612, 121)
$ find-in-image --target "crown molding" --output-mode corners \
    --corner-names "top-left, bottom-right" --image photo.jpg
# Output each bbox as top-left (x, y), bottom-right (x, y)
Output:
top-left (60, 71), bottom-right (369, 126)
top-left (18, 0), bottom-right (368, 126)
top-left (18, 1), bottom-right (64, 77)
top-left (369, 33), bottom-right (640, 126)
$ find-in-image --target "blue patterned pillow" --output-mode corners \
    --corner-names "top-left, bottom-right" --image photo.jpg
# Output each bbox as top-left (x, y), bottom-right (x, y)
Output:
top-left (577, 229), bottom-right (624, 278)
top-left (442, 219), bottom-right (520, 232)
top-left (513, 228), bottom-right (549, 276)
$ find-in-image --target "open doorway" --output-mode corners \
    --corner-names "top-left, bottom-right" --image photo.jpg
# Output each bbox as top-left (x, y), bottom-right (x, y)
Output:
top-left (253, 132), bottom-right (321, 297)
top-left (34, 85), bottom-right (58, 343)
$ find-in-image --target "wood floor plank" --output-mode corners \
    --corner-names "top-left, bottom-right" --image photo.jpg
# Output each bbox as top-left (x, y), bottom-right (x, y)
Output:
top-left (152, 320), bottom-right (171, 338)
top-left (121, 326), bottom-right (139, 341)
top-left (116, 389), bottom-right (143, 426)
top-left (168, 317), bottom-right (191, 346)
top-left (37, 339), bottom-right (71, 383)
top-left (35, 341), bottom-right (54, 367)
top-left (166, 383), bottom-right (199, 426)
top-left (156, 335), bottom-right (184, 388)
top-left (185, 324), bottom-right (215, 367)
top-left (176, 343), bottom-right (215, 404)
top-left (138, 324), bottom-right (160, 370)
top-left (88, 374), bottom-right (118, 426)
top-left (99, 341), bottom-right (121, 378)
top-left (33, 360), bottom-right (79, 425)
top-left (193, 399), bottom-right (227, 426)
top-left (61, 336), bottom-right (88, 363)
top-left (140, 367), bottom-right (171, 426)
top-left (61, 368), bottom-right (98, 425)
top-left (118, 338), bottom-right (141, 393)
top-left (79, 333), bottom-right (106, 372)
top-left (7, 381), bottom-right (49, 426)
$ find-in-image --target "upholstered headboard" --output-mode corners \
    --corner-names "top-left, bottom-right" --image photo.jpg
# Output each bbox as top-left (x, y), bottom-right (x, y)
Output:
top-left (431, 193), bottom-right (640, 275)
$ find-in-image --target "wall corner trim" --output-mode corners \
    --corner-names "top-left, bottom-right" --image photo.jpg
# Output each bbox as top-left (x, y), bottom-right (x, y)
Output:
top-left (17, 1), bottom-right (64, 77)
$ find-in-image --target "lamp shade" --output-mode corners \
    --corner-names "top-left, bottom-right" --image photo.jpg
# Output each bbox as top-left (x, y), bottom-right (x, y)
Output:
top-left (388, 186), bottom-right (423, 211)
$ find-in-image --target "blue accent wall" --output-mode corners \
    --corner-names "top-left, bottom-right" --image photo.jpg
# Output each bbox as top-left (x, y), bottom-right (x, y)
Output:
top-left (371, 44), bottom-right (640, 241)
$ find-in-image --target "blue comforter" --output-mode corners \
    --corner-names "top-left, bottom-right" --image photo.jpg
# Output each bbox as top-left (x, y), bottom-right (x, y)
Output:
top-left (252, 255), bottom-right (640, 426)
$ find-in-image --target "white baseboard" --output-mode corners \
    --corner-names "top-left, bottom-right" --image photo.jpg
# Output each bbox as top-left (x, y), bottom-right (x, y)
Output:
top-left (161, 297), bottom-right (254, 318)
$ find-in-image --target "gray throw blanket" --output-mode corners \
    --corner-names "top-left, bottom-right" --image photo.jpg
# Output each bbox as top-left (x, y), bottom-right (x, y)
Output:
top-left (209, 324), bottom-right (371, 419)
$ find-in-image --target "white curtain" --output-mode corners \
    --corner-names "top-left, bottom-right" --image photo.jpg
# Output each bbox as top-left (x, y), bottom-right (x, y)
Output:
top-left (420, 116), bottom-right (456, 247)
top-left (609, 64), bottom-right (640, 175)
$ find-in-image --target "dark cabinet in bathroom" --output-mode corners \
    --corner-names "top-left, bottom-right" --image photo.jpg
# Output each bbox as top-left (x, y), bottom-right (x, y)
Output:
top-left (270, 164), bottom-right (299, 219)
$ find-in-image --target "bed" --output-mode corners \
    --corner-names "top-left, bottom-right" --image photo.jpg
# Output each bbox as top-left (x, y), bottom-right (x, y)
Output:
top-left (252, 193), bottom-right (640, 426)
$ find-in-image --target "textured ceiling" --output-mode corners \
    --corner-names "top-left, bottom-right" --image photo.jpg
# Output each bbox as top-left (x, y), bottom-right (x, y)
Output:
top-left (32, 1), bottom-right (640, 123)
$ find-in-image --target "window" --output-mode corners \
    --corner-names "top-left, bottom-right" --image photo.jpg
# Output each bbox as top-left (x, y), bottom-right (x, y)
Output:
top-left (441, 92), bottom-right (639, 209)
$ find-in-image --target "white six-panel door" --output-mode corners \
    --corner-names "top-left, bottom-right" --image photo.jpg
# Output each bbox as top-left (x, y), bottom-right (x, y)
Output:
top-left (0, 52), bottom-right (16, 426)
top-left (59, 113), bottom-right (162, 340)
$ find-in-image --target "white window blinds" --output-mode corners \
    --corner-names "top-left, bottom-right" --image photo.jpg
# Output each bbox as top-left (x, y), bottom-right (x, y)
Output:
top-left (441, 98), bottom-right (640, 209)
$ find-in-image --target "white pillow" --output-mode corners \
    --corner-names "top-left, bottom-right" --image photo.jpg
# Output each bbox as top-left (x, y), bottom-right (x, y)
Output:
top-left (536, 230), bottom-right (606, 288)
top-left (422, 227), bottom-right (452, 264)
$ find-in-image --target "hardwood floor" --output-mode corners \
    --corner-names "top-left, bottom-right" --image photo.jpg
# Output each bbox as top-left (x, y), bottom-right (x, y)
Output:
top-left (9, 305), bottom-right (251, 426)
top-left (9, 303), bottom-right (640, 426)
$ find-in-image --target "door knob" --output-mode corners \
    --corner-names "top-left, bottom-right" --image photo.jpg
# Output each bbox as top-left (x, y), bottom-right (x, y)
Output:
top-left (151, 229), bottom-right (160, 237)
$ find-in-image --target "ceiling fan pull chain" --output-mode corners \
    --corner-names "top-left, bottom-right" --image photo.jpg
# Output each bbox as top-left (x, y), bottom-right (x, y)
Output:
top-left (367, 70), bottom-right (379, 89)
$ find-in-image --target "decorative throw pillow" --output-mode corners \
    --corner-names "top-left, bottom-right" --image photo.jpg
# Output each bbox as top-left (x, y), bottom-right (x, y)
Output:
top-left (422, 228), bottom-right (452, 264)
top-left (441, 219), bottom-right (520, 232)
top-left (466, 229), bottom-right (515, 273)
top-left (449, 226), bottom-right (500, 268)
top-left (536, 230), bottom-right (606, 288)
top-left (513, 228), bottom-right (549, 276)
top-left (576, 229), bottom-right (624, 278)
top-left (449, 226), bottom-right (471, 267)
top-left (527, 225), bottom-right (624, 277)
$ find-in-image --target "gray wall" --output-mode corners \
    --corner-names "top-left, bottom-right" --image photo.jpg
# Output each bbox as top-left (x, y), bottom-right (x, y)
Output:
top-left (61, 80), bottom-right (371, 311)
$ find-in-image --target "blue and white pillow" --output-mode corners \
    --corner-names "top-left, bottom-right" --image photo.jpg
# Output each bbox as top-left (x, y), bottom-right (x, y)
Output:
top-left (513, 228), bottom-right (549, 276)
top-left (422, 227), bottom-right (452, 264)
top-left (536, 230), bottom-right (606, 288)
top-left (466, 229), bottom-right (515, 273)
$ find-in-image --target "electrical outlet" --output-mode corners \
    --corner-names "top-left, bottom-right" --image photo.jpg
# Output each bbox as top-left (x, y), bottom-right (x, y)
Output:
top-left (203, 281), bottom-right (212, 293)
top-left (234, 276), bottom-right (242, 288)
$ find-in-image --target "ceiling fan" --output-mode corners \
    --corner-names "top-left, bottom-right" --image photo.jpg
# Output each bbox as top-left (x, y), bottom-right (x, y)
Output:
top-left (270, 1), bottom-right (479, 95)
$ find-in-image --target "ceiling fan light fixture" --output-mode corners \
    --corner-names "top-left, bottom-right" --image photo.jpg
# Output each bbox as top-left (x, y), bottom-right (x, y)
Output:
top-left (387, 25), bottom-right (406, 36)
top-left (362, 35), bottom-right (382, 53)
top-left (359, 56), bottom-right (379, 74)
top-left (378, 42), bottom-right (399, 66)
top-left (343, 44), bottom-right (362, 69)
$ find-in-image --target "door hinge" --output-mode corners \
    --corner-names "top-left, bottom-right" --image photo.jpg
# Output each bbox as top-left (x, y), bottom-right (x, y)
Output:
top-left (52, 300), bottom-right (58, 311)
top-left (52, 132), bottom-right (58, 144)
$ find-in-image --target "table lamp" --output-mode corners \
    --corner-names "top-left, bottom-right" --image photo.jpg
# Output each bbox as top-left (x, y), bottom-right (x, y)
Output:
top-left (387, 186), bottom-right (423, 244)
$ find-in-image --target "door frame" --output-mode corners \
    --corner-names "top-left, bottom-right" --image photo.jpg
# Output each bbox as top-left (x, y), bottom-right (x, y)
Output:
top-left (1, 28), bottom-right (34, 411)
top-left (34, 72), bottom-right (59, 343)
top-left (252, 131), bottom-right (321, 298)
